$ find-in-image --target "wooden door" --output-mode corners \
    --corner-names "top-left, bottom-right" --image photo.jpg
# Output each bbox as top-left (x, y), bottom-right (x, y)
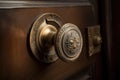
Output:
top-left (0, 1), bottom-right (103, 80)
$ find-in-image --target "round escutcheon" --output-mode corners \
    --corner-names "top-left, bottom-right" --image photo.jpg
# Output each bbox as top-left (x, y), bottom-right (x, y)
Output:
top-left (55, 23), bottom-right (83, 62)
top-left (29, 13), bottom-right (63, 63)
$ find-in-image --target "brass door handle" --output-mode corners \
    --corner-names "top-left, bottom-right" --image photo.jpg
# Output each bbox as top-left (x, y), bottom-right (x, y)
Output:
top-left (29, 13), bottom-right (83, 63)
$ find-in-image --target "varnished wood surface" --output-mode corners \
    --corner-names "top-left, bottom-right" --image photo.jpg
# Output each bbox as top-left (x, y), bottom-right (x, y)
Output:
top-left (0, 6), bottom-right (102, 80)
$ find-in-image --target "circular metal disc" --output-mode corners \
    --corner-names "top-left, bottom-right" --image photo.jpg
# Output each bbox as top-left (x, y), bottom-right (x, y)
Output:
top-left (55, 23), bottom-right (83, 62)
top-left (29, 13), bottom-right (63, 63)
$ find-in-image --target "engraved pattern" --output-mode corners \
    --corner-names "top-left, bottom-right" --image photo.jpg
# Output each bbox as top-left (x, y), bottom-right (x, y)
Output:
top-left (63, 30), bottom-right (80, 57)
top-left (55, 23), bottom-right (83, 61)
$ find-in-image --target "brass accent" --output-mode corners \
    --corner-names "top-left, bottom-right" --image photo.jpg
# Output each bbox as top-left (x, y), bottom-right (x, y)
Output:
top-left (87, 25), bottom-right (102, 56)
top-left (39, 24), bottom-right (57, 49)
top-left (29, 13), bottom-right (62, 63)
top-left (93, 36), bottom-right (102, 46)
top-left (29, 13), bottom-right (83, 63)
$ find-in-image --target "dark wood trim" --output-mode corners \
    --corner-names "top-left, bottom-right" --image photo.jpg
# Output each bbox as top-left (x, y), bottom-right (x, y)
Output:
top-left (98, 0), bottom-right (115, 80)
top-left (112, 0), bottom-right (120, 80)
top-left (0, 1), bottom-right (91, 9)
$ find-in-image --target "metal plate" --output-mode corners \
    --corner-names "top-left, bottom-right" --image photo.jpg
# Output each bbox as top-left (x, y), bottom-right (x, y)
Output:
top-left (87, 25), bottom-right (102, 56)
top-left (29, 13), bottom-right (63, 63)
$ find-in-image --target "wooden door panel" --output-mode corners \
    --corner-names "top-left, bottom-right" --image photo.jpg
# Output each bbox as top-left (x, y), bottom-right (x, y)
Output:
top-left (0, 2), bottom-right (102, 80)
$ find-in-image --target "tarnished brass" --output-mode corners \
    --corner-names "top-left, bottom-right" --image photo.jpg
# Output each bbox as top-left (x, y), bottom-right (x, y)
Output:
top-left (29, 13), bottom-right (83, 63)
top-left (87, 25), bottom-right (102, 56)
top-left (30, 13), bottom-right (62, 63)
top-left (39, 24), bottom-right (57, 49)
top-left (55, 23), bottom-right (83, 62)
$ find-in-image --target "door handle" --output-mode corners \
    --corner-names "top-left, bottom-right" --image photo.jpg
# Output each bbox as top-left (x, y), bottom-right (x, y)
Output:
top-left (29, 13), bottom-right (83, 63)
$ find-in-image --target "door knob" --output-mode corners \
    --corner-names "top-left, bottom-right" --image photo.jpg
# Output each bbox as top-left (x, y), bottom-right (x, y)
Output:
top-left (29, 13), bottom-right (83, 63)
